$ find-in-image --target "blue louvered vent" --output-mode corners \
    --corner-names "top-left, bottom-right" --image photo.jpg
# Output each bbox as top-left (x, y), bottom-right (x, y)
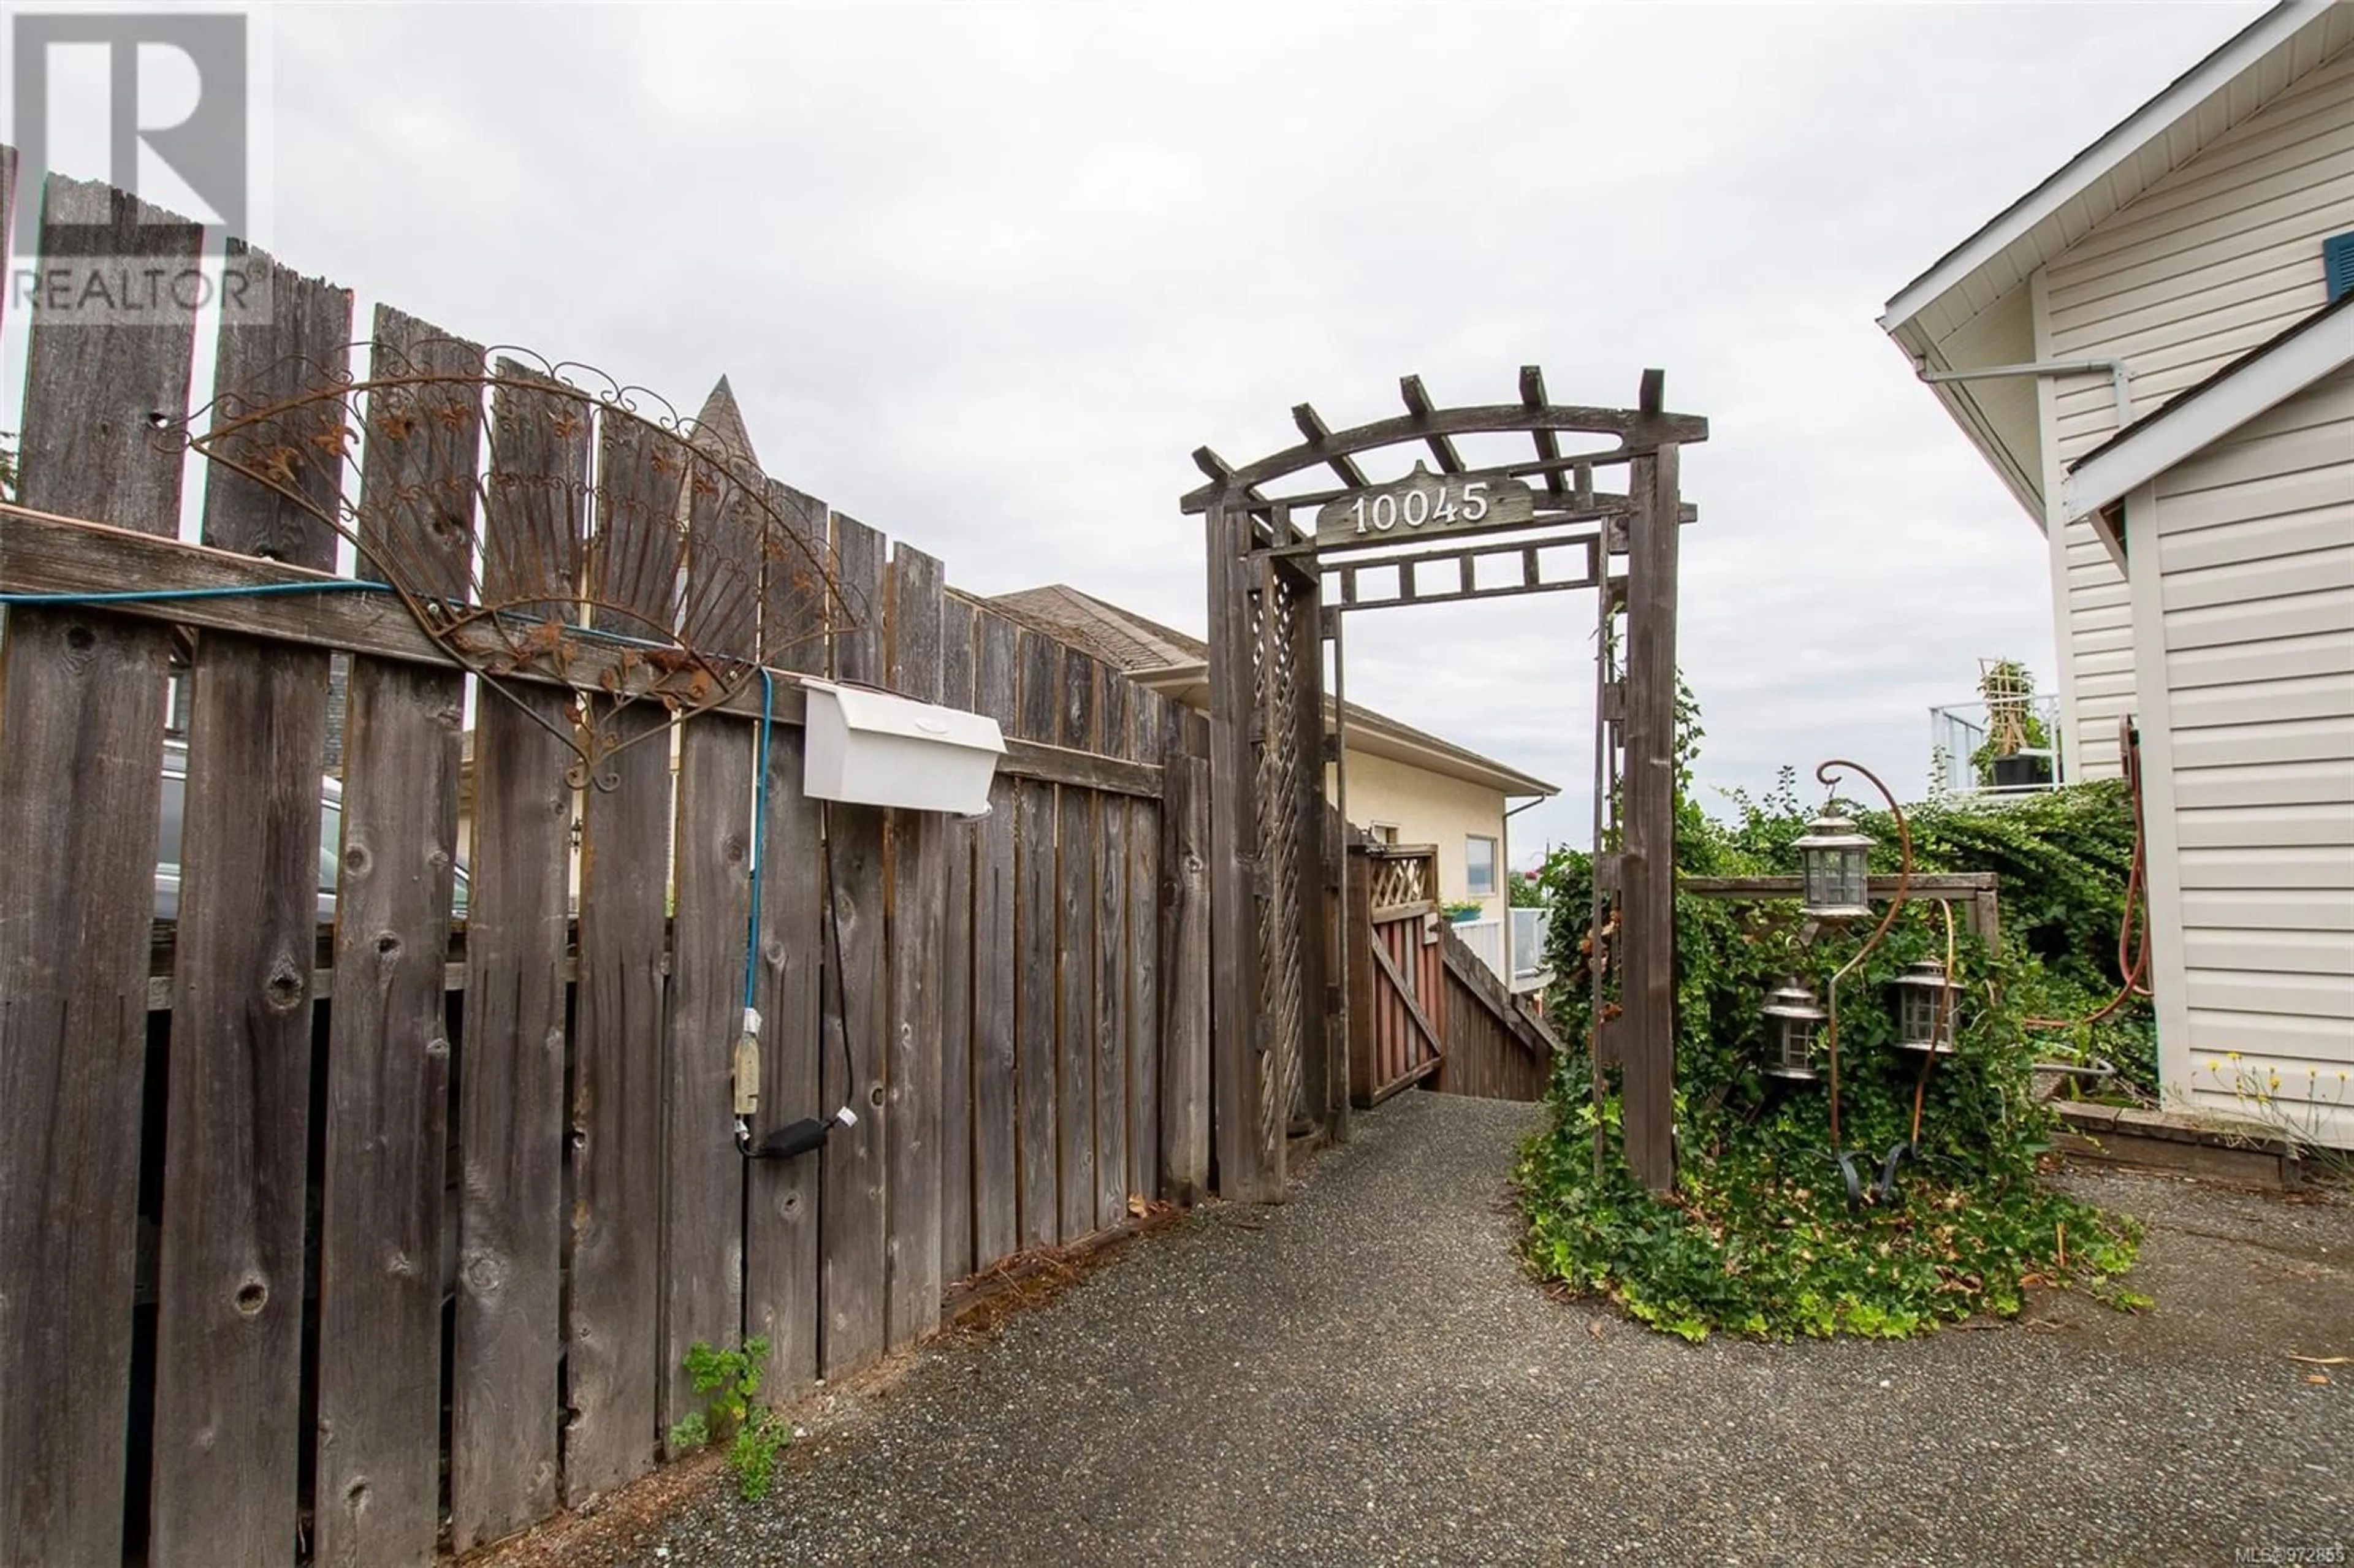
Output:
top-left (2327, 230), bottom-right (2354, 303)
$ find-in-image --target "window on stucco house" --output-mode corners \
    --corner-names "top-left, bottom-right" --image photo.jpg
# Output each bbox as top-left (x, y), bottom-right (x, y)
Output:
top-left (1465, 835), bottom-right (1498, 899)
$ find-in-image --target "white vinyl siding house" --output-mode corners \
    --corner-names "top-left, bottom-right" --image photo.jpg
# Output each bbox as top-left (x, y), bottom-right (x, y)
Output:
top-left (1884, 1), bottom-right (2354, 1149)
top-left (1883, 0), bottom-right (2354, 778)
top-left (2035, 41), bottom-right (2354, 776)
top-left (2128, 362), bottom-right (2354, 1146)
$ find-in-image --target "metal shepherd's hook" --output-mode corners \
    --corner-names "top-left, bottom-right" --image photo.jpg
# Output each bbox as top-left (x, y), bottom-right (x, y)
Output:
top-left (1813, 758), bottom-right (1911, 1151)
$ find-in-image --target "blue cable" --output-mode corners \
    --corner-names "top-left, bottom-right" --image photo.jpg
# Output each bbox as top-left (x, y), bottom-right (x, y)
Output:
top-left (0, 578), bottom-right (394, 605)
top-left (13, 571), bottom-right (782, 1094)
top-left (742, 665), bottom-right (774, 1013)
top-left (10, 570), bottom-right (781, 1012)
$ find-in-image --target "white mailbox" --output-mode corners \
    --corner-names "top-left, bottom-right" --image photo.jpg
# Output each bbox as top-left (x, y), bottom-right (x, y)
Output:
top-left (801, 677), bottom-right (1006, 815)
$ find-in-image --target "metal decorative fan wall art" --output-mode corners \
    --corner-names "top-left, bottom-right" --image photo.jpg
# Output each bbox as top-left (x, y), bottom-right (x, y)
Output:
top-left (173, 341), bottom-right (861, 787)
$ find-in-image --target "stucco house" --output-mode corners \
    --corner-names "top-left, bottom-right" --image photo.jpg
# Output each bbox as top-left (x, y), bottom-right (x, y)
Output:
top-left (989, 584), bottom-right (1558, 986)
top-left (1881, 0), bottom-right (2354, 1146)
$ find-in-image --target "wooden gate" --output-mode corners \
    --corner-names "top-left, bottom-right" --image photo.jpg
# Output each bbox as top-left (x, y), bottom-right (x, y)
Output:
top-left (1352, 845), bottom-right (1446, 1102)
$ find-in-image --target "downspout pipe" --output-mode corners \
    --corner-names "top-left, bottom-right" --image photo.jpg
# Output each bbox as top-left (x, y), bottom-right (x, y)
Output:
top-left (1917, 357), bottom-right (2135, 427)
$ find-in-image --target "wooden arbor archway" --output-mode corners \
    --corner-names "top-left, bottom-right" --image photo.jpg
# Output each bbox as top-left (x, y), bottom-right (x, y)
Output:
top-left (1181, 369), bottom-right (1706, 1198)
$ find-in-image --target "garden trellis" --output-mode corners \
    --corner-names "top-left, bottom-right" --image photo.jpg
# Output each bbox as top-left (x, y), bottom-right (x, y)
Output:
top-left (1181, 368), bottom-right (1707, 1194)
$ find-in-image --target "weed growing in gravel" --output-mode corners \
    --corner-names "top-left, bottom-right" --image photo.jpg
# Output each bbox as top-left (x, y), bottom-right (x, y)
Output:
top-left (668, 1339), bottom-right (792, 1501)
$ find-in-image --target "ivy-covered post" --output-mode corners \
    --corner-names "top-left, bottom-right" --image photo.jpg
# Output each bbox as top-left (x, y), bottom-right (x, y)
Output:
top-left (1618, 369), bottom-right (1681, 1193)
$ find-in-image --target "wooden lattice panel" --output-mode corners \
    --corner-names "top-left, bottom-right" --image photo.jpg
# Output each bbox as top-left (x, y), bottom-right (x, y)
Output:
top-left (1366, 853), bottom-right (1433, 911)
top-left (1252, 568), bottom-right (1311, 1141)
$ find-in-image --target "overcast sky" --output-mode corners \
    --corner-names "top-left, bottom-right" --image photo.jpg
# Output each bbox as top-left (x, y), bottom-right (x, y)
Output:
top-left (45, 2), bottom-right (2270, 861)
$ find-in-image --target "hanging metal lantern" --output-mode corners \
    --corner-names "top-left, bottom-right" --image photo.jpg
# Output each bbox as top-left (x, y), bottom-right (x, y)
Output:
top-left (1793, 811), bottom-right (1873, 921)
top-left (1761, 981), bottom-right (1826, 1081)
top-left (1893, 959), bottom-right (1961, 1054)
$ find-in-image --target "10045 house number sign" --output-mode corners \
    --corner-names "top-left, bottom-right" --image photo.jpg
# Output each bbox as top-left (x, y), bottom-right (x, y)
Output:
top-left (1312, 462), bottom-right (1539, 548)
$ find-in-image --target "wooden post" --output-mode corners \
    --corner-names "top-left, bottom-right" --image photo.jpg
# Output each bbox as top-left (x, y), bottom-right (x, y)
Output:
top-left (1288, 556), bottom-right (1330, 1141)
top-left (1617, 406), bottom-right (1680, 1193)
top-left (1328, 613), bottom-right (1354, 1140)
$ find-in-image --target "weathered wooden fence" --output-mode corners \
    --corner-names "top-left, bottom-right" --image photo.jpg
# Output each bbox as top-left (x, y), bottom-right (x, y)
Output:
top-left (1429, 919), bottom-right (1556, 1102)
top-left (0, 163), bottom-right (1214, 1567)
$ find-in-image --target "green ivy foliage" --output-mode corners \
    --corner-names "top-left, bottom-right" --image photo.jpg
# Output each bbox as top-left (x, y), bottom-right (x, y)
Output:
top-left (1519, 695), bottom-right (2147, 1341)
top-left (1720, 767), bottom-right (2156, 1091)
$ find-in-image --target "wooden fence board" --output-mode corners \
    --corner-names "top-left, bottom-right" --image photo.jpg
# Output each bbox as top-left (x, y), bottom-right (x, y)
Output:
top-left (747, 725), bottom-right (823, 1397)
top-left (761, 480), bottom-right (831, 676)
top-left (315, 659), bottom-right (466, 1566)
top-left (1093, 668), bottom-right (1130, 1228)
top-left (1126, 693), bottom-right (1163, 1205)
top-left (354, 305), bottom-right (478, 604)
top-left (1158, 711), bottom-right (1212, 1203)
top-left (970, 614), bottom-right (1021, 1265)
top-left (1056, 649), bottom-right (1097, 1239)
top-left (821, 515), bottom-right (889, 1377)
top-left (451, 682), bottom-right (573, 1550)
top-left (883, 545), bottom-right (945, 1350)
top-left (565, 408), bottom-right (682, 1502)
top-left (937, 598), bottom-right (978, 1286)
top-left (1013, 630), bottom-right (1062, 1246)
top-left (314, 306), bottom-right (477, 1568)
top-left (664, 718), bottom-right (755, 1436)
top-left (680, 442), bottom-right (763, 661)
top-left (661, 447), bottom-right (764, 1438)
top-left (150, 243), bottom-right (348, 1568)
top-left (480, 362), bottom-right (588, 620)
top-left (449, 350), bottom-right (588, 1549)
top-left (585, 410), bottom-right (683, 636)
top-left (0, 177), bottom-right (196, 1568)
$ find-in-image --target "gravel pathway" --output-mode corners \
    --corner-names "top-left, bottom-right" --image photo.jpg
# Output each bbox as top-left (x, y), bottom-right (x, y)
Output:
top-left (517, 1092), bottom-right (2352, 1567)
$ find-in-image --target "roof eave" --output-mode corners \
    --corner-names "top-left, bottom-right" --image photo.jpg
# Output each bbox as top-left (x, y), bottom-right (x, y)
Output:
top-left (2063, 297), bottom-right (2354, 520)
top-left (1887, 319), bottom-right (2050, 532)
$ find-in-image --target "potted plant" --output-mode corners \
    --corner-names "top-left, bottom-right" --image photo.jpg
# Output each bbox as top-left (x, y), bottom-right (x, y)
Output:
top-left (1973, 658), bottom-right (2052, 790)
top-left (1442, 899), bottom-right (1485, 924)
